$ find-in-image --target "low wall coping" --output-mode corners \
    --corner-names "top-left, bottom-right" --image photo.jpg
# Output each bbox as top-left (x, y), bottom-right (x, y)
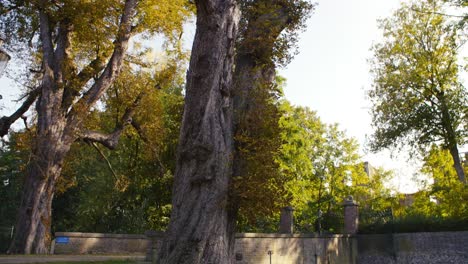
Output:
top-left (55, 232), bottom-right (147, 239)
top-left (235, 233), bottom-right (353, 238)
top-left (357, 231), bottom-right (468, 237)
top-left (55, 231), bottom-right (354, 240)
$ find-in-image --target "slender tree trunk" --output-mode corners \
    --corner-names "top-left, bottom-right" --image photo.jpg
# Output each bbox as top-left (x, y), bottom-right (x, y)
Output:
top-left (440, 95), bottom-right (466, 184)
top-left (157, 0), bottom-right (240, 263)
top-left (448, 144), bottom-right (466, 184)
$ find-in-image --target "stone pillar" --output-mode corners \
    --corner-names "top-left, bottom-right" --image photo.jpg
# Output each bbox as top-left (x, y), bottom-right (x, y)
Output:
top-left (279, 206), bottom-right (294, 234)
top-left (144, 230), bottom-right (163, 263)
top-left (343, 196), bottom-right (359, 235)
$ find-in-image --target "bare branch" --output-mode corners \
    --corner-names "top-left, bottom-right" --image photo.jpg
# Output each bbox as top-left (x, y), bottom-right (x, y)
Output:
top-left (90, 142), bottom-right (119, 181)
top-left (20, 116), bottom-right (30, 132)
top-left (411, 7), bottom-right (467, 19)
top-left (0, 88), bottom-right (40, 137)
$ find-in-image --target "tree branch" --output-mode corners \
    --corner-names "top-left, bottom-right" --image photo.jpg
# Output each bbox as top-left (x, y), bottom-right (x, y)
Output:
top-left (0, 89), bottom-right (40, 137)
top-left (20, 116), bottom-right (30, 132)
top-left (67, 0), bottom-right (138, 123)
top-left (90, 142), bottom-right (119, 181)
top-left (38, 2), bottom-right (54, 74)
top-left (79, 91), bottom-right (144, 149)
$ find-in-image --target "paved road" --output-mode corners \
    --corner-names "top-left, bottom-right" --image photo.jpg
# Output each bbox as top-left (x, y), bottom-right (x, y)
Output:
top-left (0, 255), bottom-right (146, 263)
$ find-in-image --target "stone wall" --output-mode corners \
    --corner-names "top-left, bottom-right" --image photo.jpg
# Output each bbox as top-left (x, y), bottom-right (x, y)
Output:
top-left (357, 231), bottom-right (468, 264)
top-left (54, 232), bottom-right (357, 264)
top-left (230, 233), bottom-right (356, 264)
top-left (147, 233), bottom-right (357, 264)
top-left (53, 232), bottom-right (150, 255)
top-left (54, 231), bottom-right (468, 263)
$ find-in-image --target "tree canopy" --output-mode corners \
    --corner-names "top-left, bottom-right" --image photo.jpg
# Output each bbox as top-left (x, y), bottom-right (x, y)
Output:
top-left (369, 0), bottom-right (468, 183)
top-left (0, 0), bottom-right (192, 254)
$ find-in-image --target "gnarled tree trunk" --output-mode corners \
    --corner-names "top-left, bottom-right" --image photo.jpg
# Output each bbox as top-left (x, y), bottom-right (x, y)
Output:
top-left (8, 0), bottom-right (138, 254)
top-left (157, 0), bottom-right (240, 263)
top-left (8, 117), bottom-right (73, 254)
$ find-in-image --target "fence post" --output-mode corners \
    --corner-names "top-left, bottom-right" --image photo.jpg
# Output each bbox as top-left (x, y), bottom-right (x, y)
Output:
top-left (279, 206), bottom-right (294, 234)
top-left (343, 196), bottom-right (359, 235)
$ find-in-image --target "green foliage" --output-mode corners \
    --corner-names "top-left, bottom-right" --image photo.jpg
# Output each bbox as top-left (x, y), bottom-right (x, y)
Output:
top-left (360, 211), bottom-right (468, 234)
top-left (360, 146), bottom-right (468, 233)
top-left (236, 98), bottom-right (395, 233)
top-left (420, 146), bottom-right (468, 216)
top-left (52, 68), bottom-right (184, 233)
top-left (0, 0), bottom-right (190, 235)
top-left (0, 0), bottom-right (193, 96)
top-left (369, 0), bottom-right (468, 153)
top-left (234, 75), bottom-right (287, 232)
top-left (277, 103), bottom-right (379, 232)
top-left (0, 135), bottom-right (28, 252)
top-left (238, 0), bottom-right (315, 66)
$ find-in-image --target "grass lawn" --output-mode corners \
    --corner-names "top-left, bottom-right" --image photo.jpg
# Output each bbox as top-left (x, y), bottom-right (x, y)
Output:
top-left (41, 261), bottom-right (136, 264)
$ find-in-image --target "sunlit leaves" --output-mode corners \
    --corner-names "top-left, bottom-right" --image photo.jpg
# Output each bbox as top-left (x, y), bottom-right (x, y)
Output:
top-left (369, 0), bottom-right (467, 155)
top-left (274, 102), bottom-right (393, 232)
top-left (137, 0), bottom-right (193, 39)
top-left (238, 0), bottom-right (314, 67)
top-left (54, 62), bottom-right (185, 233)
top-left (419, 146), bottom-right (468, 217)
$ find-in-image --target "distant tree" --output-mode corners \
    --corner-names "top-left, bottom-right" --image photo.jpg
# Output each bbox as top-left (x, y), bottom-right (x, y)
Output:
top-left (275, 103), bottom-right (394, 232)
top-left (369, 0), bottom-right (468, 184)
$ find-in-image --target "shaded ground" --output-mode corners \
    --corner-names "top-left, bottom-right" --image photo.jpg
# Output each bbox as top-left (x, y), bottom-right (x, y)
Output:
top-left (0, 255), bottom-right (145, 264)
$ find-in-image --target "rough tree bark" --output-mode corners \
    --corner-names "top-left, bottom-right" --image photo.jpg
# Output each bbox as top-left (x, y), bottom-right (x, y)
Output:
top-left (8, 0), bottom-right (138, 254)
top-left (449, 144), bottom-right (466, 184)
top-left (158, 0), bottom-right (301, 262)
top-left (157, 0), bottom-right (240, 263)
top-left (0, 89), bottom-right (40, 137)
top-left (440, 94), bottom-right (466, 184)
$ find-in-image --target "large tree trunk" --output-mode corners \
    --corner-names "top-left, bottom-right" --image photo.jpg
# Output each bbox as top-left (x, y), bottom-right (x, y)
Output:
top-left (8, 0), bottom-right (138, 254)
top-left (157, 0), bottom-right (240, 263)
top-left (8, 6), bottom-right (74, 252)
top-left (8, 119), bottom-right (73, 254)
